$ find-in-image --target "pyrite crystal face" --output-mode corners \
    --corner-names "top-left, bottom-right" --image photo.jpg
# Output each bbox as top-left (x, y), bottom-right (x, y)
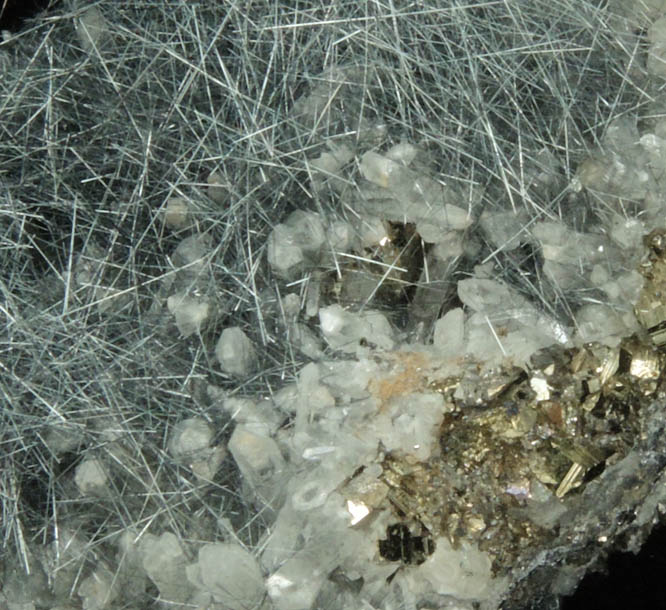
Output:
top-left (636, 228), bottom-right (666, 345)
top-left (365, 227), bottom-right (666, 575)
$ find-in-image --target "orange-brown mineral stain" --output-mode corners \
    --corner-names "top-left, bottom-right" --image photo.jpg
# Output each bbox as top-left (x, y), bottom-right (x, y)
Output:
top-left (368, 351), bottom-right (430, 410)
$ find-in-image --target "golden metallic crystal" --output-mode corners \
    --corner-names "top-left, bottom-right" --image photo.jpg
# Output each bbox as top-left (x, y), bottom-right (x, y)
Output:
top-left (341, 226), bottom-right (666, 574)
top-left (368, 331), bottom-right (664, 572)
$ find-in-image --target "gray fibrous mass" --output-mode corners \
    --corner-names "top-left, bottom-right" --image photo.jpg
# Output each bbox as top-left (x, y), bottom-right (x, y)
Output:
top-left (6, 1), bottom-right (666, 610)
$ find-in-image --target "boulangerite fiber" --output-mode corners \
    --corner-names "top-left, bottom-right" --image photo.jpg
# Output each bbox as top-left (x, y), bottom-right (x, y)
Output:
top-left (2, 2), bottom-right (666, 609)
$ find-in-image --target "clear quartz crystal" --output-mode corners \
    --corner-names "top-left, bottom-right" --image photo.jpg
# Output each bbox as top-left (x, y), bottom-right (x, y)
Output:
top-left (215, 327), bottom-right (257, 376)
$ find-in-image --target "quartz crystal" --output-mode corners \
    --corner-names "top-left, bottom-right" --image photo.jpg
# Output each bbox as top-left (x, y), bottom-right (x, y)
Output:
top-left (215, 327), bottom-right (258, 377)
top-left (139, 533), bottom-right (193, 604)
top-left (166, 292), bottom-right (211, 337)
top-left (187, 543), bottom-right (265, 609)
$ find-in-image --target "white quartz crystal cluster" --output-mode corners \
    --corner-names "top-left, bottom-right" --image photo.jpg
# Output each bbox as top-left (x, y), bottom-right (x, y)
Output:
top-left (141, 106), bottom-right (666, 607)
top-left (119, 106), bottom-right (666, 608)
top-left (161, 234), bottom-right (216, 338)
top-left (221, 357), bottom-right (504, 610)
top-left (260, 119), bottom-right (659, 368)
top-left (357, 147), bottom-right (475, 239)
top-left (214, 117), bottom-right (666, 608)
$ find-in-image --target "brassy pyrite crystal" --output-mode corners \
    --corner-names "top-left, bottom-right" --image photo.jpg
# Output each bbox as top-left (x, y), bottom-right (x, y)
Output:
top-left (342, 227), bottom-right (666, 582)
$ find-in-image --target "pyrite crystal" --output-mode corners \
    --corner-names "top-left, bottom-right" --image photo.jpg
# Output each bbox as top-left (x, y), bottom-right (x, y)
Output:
top-left (343, 225), bottom-right (666, 589)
